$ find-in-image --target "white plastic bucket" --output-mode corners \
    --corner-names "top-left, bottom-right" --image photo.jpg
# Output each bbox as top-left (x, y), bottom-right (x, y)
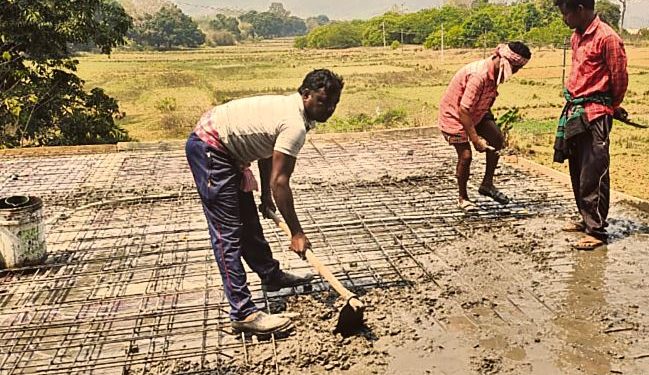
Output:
top-left (0, 196), bottom-right (47, 269)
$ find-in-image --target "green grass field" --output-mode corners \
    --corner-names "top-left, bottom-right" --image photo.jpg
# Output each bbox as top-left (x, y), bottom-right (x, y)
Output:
top-left (77, 40), bottom-right (649, 199)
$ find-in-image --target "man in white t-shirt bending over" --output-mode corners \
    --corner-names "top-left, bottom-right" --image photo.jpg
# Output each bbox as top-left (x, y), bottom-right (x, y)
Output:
top-left (186, 69), bottom-right (343, 335)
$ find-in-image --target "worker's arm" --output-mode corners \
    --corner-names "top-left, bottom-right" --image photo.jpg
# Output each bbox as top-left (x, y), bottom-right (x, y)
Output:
top-left (459, 106), bottom-right (489, 152)
top-left (459, 75), bottom-right (491, 152)
top-left (603, 36), bottom-right (628, 110)
top-left (270, 150), bottom-right (310, 257)
top-left (257, 157), bottom-right (275, 217)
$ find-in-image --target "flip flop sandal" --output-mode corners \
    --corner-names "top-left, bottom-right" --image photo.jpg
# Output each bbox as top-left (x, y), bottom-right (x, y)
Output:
top-left (458, 199), bottom-right (478, 212)
top-left (572, 235), bottom-right (606, 251)
top-left (478, 186), bottom-right (510, 205)
top-left (562, 221), bottom-right (586, 232)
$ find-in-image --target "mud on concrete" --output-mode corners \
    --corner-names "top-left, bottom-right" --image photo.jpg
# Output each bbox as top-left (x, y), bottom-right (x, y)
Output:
top-left (2, 135), bottom-right (649, 375)
top-left (139, 208), bottom-right (649, 375)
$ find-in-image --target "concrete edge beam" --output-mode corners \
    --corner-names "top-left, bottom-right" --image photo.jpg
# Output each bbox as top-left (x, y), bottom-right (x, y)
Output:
top-left (503, 155), bottom-right (649, 213)
top-left (2, 126), bottom-right (647, 211)
top-left (0, 127), bottom-right (441, 157)
top-left (0, 144), bottom-right (117, 158)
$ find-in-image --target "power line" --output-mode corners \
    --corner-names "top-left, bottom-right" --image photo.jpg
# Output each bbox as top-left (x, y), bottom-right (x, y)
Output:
top-left (170, 1), bottom-right (239, 13)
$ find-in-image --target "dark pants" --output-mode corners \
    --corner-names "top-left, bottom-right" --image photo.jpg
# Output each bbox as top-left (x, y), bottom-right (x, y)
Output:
top-left (446, 113), bottom-right (505, 200)
top-left (567, 115), bottom-right (612, 241)
top-left (185, 133), bottom-right (280, 321)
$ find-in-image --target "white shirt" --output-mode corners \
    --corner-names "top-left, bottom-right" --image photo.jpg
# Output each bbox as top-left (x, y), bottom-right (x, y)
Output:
top-left (196, 93), bottom-right (315, 163)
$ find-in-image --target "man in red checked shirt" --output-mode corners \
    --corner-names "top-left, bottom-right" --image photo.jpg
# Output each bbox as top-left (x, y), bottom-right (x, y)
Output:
top-left (438, 42), bottom-right (532, 212)
top-left (553, 0), bottom-right (628, 250)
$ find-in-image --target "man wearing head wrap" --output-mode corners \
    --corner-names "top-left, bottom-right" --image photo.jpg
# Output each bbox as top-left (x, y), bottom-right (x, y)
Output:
top-left (554, 0), bottom-right (628, 250)
top-left (438, 42), bottom-right (531, 212)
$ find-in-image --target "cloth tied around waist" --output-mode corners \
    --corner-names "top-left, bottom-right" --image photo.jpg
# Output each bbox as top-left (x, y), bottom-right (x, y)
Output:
top-left (553, 88), bottom-right (612, 163)
top-left (195, 123), bottom-right (259, 193)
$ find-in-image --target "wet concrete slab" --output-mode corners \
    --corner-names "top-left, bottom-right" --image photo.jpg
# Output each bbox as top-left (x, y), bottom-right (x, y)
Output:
top-left (1, 131), bottom-right (648, 374)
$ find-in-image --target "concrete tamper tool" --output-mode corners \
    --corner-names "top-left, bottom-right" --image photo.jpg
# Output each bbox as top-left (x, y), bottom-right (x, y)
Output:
top-left (613, 107), bottom-right (649, 129)
top-left (265, 210), bottom-right (365, 335)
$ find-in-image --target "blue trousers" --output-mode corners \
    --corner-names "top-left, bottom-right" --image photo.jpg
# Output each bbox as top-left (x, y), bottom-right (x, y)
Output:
top-left (185, 133), bottom-right (280, 321)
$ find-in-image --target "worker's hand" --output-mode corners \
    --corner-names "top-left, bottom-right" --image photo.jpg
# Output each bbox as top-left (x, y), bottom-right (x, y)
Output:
top-left (290, 232), bottom-right (311, 259)
top-left (614, 107), bottom-right (629, 121)
top-left (258, 195), bottom-right (276, 219)
top-left (471, 136), bottom-right (492, 153)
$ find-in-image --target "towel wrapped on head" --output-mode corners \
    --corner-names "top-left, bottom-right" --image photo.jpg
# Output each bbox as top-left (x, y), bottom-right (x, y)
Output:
top-left (494, 43), bottom-right (530, 85)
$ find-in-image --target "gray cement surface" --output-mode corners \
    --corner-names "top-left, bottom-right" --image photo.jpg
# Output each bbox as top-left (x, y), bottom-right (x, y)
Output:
top-left (1, 132), bottom-right (648, 374)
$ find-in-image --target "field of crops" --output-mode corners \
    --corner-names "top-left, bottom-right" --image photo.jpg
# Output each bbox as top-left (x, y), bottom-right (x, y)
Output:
top-left (76, 40), bottom-right (649, 199)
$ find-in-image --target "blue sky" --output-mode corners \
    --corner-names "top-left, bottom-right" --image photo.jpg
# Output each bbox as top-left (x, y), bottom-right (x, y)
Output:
top-left (172, 0), bottom-right (649, 28)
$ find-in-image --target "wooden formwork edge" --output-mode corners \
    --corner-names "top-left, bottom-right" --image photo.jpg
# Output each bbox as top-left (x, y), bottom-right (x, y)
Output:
top-left (3, 126), bottom-right (646, 213)
top-left (502, 154), bottom-right (649, 213)
top-left (0, 144), bottom-right (117, 158)
top-left (115, 140), bottom-right (186, 152)
top-left (310, 125), bottom-right (440, 141)
top-left (0, 126), bottom-right (441, 157)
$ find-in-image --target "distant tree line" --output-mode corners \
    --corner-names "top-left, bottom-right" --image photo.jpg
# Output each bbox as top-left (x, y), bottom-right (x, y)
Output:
top-left (128, 2), bottom-right (330, 49)
top-left (295, 0), bottom-right (626, 49)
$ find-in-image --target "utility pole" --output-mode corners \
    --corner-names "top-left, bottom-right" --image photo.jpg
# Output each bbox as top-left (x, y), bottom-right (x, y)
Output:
top-left (562, 36), bottom-right (568, 87)
top-left (618, 0), bottom-right (627, 31)
top-left (382, 21), bottom-right (387, 48)
top-left (441, 23), bottom-right (444, 64)
top-left (482, 28), bottom-right (487, 58)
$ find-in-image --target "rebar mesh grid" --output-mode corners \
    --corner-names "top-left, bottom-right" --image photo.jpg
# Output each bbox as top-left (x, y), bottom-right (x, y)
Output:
top-left (0, 135), bottom-right (574, 374)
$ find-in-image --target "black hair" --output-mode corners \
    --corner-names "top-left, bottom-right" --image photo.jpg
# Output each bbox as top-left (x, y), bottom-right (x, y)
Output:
top-left (553, 0), bottom-right (595, 11)
top-left (298, 69), bottom-right (344, 96)
top-left (508, 41), bottom-right (532, 60)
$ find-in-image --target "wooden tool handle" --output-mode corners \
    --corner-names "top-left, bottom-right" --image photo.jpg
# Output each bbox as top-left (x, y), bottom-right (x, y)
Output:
top-left (304, 250), bottom-right (355, 300)
top-left (619, 118), bottom-right (649, 129)
top-left (269, 211), bottom-right (292, 238)
top-left (266, 210), bottom-right (356, 301)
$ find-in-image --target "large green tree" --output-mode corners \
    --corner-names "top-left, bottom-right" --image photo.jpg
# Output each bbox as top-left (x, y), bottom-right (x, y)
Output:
top-left (0, 0), bottom-right (132, 147)
top-left (240, 11), bottom-right (283, 38)
top-left (240, 3), bottom-right (307, 39)
top-left (268, 2), bottom-right (290, 18)
top-left (461, 9), bottom-right (496, 46)
top-left (306, 15), bottom-right (330, 31)
top-left (362, 12), bottom-right (403, 47)
top-left (596, 0), bottom-right (621, 30)
top-left (525, 18), bottom-right (571, 47)
top-left (298, 21), bottom-right (364, 49)
top-left (131, 5), bottom-right (205, 49)
top-left (209, 13), bottom-right (241, 39)
top-left (509, 2), bottom-right (543, 35)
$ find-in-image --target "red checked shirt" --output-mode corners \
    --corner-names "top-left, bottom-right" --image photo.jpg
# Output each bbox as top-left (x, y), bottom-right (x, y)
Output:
top-left (438, 58), bottom-right (498, 135)
top-left (567, 16), bottom-right (628, 121)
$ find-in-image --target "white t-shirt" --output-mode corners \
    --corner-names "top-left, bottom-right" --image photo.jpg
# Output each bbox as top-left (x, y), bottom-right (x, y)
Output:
top-left (196, 93), bottom-right (315, 163)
